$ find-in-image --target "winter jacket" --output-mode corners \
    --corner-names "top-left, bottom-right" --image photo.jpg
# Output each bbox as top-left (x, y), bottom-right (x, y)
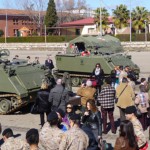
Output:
top-left (35, 90), bottom-right (51, 113)
top-left (114, 136), bottom-right (137, 150)
top-left (82, 110), bottom-right (102, 137)
top-left (116, 83), bottom-right (135, 109)
top-left (48, 85), bottom-right (69, 112)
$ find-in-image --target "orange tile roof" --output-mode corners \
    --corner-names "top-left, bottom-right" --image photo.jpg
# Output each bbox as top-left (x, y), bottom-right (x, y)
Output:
top-left (19, 26), bottom-right (30, 31)
top-left (60, 17), bottom-right (95, 26)
top-left (0, 9), bottom-right (45, 16)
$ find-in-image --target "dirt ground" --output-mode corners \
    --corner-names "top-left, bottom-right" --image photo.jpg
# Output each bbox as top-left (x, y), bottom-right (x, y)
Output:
top-left (0, 50), bottom-right (150, 147)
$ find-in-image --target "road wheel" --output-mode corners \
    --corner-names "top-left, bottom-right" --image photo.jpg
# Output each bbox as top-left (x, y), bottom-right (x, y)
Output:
top-left (11, 97), bottom-right (18, 108)
top-left (0, 99), bottom-right (11, 113)
top-left (71, 77), bottom-right (80, 87)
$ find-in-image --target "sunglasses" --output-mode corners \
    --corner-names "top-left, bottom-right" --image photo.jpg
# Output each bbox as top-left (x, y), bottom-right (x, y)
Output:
top-left (66, 107), bottom-right (72, 109)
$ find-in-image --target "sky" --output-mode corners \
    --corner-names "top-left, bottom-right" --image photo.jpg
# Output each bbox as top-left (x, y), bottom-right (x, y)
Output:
top-left (0, 0), bottom-right (149, 14)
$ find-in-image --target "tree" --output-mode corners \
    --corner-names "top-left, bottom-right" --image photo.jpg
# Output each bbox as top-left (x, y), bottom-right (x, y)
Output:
top-left (44, 0), bottom-right (58, 34)
top-left (13, 0), bottom-right (48, 36)
top-left (132, 6), bottom-right (149, 34)
top-left (112, 4), bottom-right (129, 29)
top-left (94, 7), bottom-right (109, 32)
top-left (55, 0), bottom-right (88, 23)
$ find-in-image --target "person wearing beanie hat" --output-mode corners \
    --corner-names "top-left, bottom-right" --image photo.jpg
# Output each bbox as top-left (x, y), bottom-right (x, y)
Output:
top-left (39, 111), bottom-right (63, 150)
top-left (59, 114), bottom-right (89, 150)
top-left (125, 106), bottom-right (148, 150)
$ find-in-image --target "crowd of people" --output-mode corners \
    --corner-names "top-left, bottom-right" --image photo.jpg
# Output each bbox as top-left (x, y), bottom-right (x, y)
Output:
top-left (0, 62), bottom-right (150, 150)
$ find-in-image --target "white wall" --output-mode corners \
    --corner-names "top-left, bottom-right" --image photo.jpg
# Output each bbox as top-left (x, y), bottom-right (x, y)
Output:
top-left (81, 25), bottom-right (97, 35)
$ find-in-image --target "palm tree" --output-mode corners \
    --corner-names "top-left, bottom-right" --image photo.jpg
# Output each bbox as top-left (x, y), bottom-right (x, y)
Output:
top-left (112, 4), bottom-right (129, 29)
top-left (94, 7), bottom-right (109, 32)
top-left (132, 6), bottom-right (149, 34)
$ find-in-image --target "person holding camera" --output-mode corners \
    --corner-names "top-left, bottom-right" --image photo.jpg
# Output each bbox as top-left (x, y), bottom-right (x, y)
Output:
top-left (77, 80), bottom-right (96, 112)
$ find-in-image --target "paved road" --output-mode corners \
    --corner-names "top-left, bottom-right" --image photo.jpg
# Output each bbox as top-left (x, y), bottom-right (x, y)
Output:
top-left (0, 50), bottom-right (150, 147)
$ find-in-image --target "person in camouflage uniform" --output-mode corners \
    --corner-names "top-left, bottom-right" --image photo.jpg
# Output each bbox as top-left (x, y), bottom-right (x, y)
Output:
top-left (1, 128), bottom-right (28, 150)
top-left (39, 111), bottom-right (63, 150)
top-left (59, 114), bottom-right (89, 150)
top-left (0, 123), bottom-right (1, 134)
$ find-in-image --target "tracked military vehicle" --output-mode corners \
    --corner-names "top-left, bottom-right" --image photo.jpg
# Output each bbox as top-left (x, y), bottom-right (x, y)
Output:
top-left (54, 35), bottom-right (140, 86)
top-left (0, 49), bottom-right (53, 114)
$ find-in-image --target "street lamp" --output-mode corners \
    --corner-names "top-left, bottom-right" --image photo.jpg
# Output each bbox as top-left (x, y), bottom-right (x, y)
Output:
top-left (144, 20), bottom-right (147, 43)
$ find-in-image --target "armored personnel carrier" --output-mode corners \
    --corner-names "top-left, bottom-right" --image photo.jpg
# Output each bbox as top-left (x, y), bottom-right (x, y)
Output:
top-left (0, 49), bottom-right (54, 114)
top-left (54, 35), bottom-right (140, 86)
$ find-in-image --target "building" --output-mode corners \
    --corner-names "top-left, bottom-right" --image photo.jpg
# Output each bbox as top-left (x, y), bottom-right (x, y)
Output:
top-left (0, 9), bottom-right (44, 37)
top-left (60, 17), bottom-right (114, 36)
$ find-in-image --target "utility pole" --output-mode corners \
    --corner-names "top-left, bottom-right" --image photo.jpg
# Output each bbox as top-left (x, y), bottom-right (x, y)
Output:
top-left (100, 0), bottom-right (102, 35)
top-left (144, 20), bottom-right (147, 45)
top-left (129, 0), bottom-right (132, 43)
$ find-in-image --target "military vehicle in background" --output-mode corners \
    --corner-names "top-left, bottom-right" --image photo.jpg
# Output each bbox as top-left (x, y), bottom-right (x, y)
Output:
top-left (54, 35), bottom-right (140, 86)
top-left (0, 49), bottom-right (54, 114)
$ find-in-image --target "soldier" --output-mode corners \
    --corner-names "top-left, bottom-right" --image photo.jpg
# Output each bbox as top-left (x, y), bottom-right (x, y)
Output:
top-left (59, 114), bottom-right (89, 150)
top-left (26, 128), bottom-right (39, 150)
top-left (1, 128), bottom-right (28, 150)
top-left (39, 111), bottom-right (63, 150)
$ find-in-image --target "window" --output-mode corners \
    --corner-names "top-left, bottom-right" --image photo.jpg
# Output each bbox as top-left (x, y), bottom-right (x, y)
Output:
top-left (75, 29), bottom-right (80, 35)
top-left (13, 29), bottom-right (18, 36)
top-left (22, 20), bottom-right (25, 25)
top-left (88, 28), bottom-right (94, 34)
top-left (13, 18), bottom-right (18, 25)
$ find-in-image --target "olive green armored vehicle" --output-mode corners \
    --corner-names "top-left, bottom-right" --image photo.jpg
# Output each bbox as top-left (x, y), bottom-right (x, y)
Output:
top-left (0, 49), bottom-right (53, 114)
top-left (54, 35), bottom-right (140, 86)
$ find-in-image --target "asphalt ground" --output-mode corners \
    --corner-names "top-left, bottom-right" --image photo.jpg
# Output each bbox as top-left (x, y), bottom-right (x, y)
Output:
top-left (0, 50), bottom-right (150, 147)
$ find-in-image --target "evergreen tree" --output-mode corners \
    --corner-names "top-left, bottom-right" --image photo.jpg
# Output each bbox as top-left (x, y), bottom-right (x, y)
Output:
top-left (44, 0), bottom-right (58, 33)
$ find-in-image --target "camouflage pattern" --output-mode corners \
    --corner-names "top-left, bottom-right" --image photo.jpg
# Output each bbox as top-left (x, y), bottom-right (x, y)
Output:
top-left (39, 122), bottom-right (63, 150)
top-left (59, 126), bottom-right (89, 150)
top-left (1, 137), bottom-right (29, 150)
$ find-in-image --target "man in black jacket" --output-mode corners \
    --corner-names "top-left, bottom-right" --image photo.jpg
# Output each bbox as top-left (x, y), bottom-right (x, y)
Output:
top-left (45, 55), bottom-right (54, 70)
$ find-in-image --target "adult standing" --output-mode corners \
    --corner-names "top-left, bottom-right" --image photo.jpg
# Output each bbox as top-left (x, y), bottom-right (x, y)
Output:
top-left (48, 79), bottom-right (69, 112)
top-left (91, 63), bottom-right (104, 92)
top-left (45, 55), bottom-right (54, 70)
top-left (116, 77), bottom-right (135, 121)
top-left (98, 77), bottom-right (116, 134)
top-left (119, 66), bottom-right (127, 83)
top-left (35, 82), bottom-right (51, 128)
top-left (82, 100), bottom-right (102, 142)
top-left (135, 85), bottom-right (149, 130)
top-left (59, 114), bottom-right (89, 150)
top-left (77, 80), bottom-right (96, 111)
